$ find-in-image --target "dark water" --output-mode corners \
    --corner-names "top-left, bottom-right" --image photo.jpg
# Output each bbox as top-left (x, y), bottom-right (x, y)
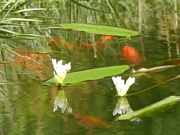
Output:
top-left (0, 1), bottom-right (180, 135)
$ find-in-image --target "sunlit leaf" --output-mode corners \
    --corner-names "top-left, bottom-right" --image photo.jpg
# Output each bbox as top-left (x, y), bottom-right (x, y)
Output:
top-left (4, 18), bottom-right (41, 22)
top-left (0, 82), bottom-right (19, 85)
top-left (116, 96), bottom-right (180, 120)
top-left (0, 23), bottom-right (20, 26)
top-left (19, 36), bottom-right (43, 39)
top-left (12, 8), bottom-right (46, 13)
top-left (43, 65), bottom-right (129, 86)
top-left (0, 28), bottom-right (20, 35)
top-left (25, 15), bottom-right (56, 19)
top-left (60, 23), bottom-right (138, 37)
top-left (41, 27), bottom-right (65, 29)
top-left (16, 34), bottom-right (44, 39)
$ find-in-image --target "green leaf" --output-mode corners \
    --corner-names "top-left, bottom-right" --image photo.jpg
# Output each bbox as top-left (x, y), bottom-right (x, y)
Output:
top-left (0, 28), bottom-right (20, 35)
top-left (43, 65), bottom-right (129, 86)
top-left (60, 23), bottom-right (138, 37)
top-left (116, 96), bottom-right (180, 120)
top-left (12, 8), bottom-right (46, 13)
top-left (16, 34), bottom-right (44, 39)
top-left (0, 82), bottom-right (19, 85)
top-left (4, 18), bottom-right (41, 22)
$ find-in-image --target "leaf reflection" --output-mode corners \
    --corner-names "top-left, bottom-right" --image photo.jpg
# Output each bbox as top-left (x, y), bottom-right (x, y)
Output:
top-left (53, 88), bottom-right (72, 113)
top-left (113, 97), bottom-right (133, 116)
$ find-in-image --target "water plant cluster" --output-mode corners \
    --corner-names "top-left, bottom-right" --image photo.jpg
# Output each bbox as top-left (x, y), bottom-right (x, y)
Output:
top-left (49, 58), bottom-right (180, 121)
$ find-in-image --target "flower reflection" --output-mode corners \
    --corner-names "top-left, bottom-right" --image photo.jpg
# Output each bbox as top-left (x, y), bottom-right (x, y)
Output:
top-left (113, 97), bottom-right (133, 116)
top-left (53, 88), bottom-right (72, 113)
top-left (113, 97), bottom-right (142, 122)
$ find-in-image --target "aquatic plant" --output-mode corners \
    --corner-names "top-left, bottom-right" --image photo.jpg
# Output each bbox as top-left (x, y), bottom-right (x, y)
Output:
top-left (112, 76), bottom-right (135, 96)
top-left (52, 59), bottom-right (71, 85)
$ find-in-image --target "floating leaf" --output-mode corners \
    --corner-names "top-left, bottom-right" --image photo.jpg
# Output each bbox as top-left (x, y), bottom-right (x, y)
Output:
top-left (43, 65), bottom-right (129, 86)
top-left (116, 96), bottom-right (180, 120)
top-left (60, 23), bottom-right (138, 37)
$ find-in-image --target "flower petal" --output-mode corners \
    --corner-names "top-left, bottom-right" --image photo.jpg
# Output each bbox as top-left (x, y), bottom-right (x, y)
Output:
top-left (126, 77), bottom-right (135, 86)
top-left (112, 76), bottom-right (135, 96)
top-left (52, 59), bottom-right (71, 85)
top-left (54, 71), bottom-right (63, 84)
top-left (52, 59), bottom-right (57, 69)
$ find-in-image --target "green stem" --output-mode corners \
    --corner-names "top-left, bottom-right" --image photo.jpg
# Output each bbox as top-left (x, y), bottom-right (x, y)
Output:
top-left (127, 75), bottom-right (180, 96)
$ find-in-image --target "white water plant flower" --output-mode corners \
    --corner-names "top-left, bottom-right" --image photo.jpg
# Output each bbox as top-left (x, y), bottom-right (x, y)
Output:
top-left (112, 76), bottom-right (135, 96)
top-left (52, 59), bottom-right (71, 85)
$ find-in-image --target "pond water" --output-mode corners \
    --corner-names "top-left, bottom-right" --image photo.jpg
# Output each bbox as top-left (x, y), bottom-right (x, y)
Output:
top-left (0, 1), bottom-right (180, 135)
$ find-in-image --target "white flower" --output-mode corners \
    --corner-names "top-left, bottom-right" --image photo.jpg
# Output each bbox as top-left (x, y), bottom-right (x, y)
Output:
top-left (52, 59), bottom-right (71, 85)
top-left (112, 76), bottom-right (135, 96)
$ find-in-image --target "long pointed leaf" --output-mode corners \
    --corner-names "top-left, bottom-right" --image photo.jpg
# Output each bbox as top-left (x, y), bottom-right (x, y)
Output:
top-left (43, 65), bottom-right (129, 86)
top-left (12, 8), bottom-right (46, 13)
top-left (60, 23), bottom-right (138, 37)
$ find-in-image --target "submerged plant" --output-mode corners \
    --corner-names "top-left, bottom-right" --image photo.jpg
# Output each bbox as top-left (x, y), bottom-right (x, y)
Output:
top-left (52, 59), bottom-right (71, 85)
top-left (112, 76), bottom-right (135, 96)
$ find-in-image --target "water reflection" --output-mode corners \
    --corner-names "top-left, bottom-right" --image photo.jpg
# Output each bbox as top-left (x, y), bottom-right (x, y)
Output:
top-left (53, 88), bottom-right (72, 113)
top-left (113, 97), bottom-right (142, 123)
top-left (113, 97), bottom-right (133, 116)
